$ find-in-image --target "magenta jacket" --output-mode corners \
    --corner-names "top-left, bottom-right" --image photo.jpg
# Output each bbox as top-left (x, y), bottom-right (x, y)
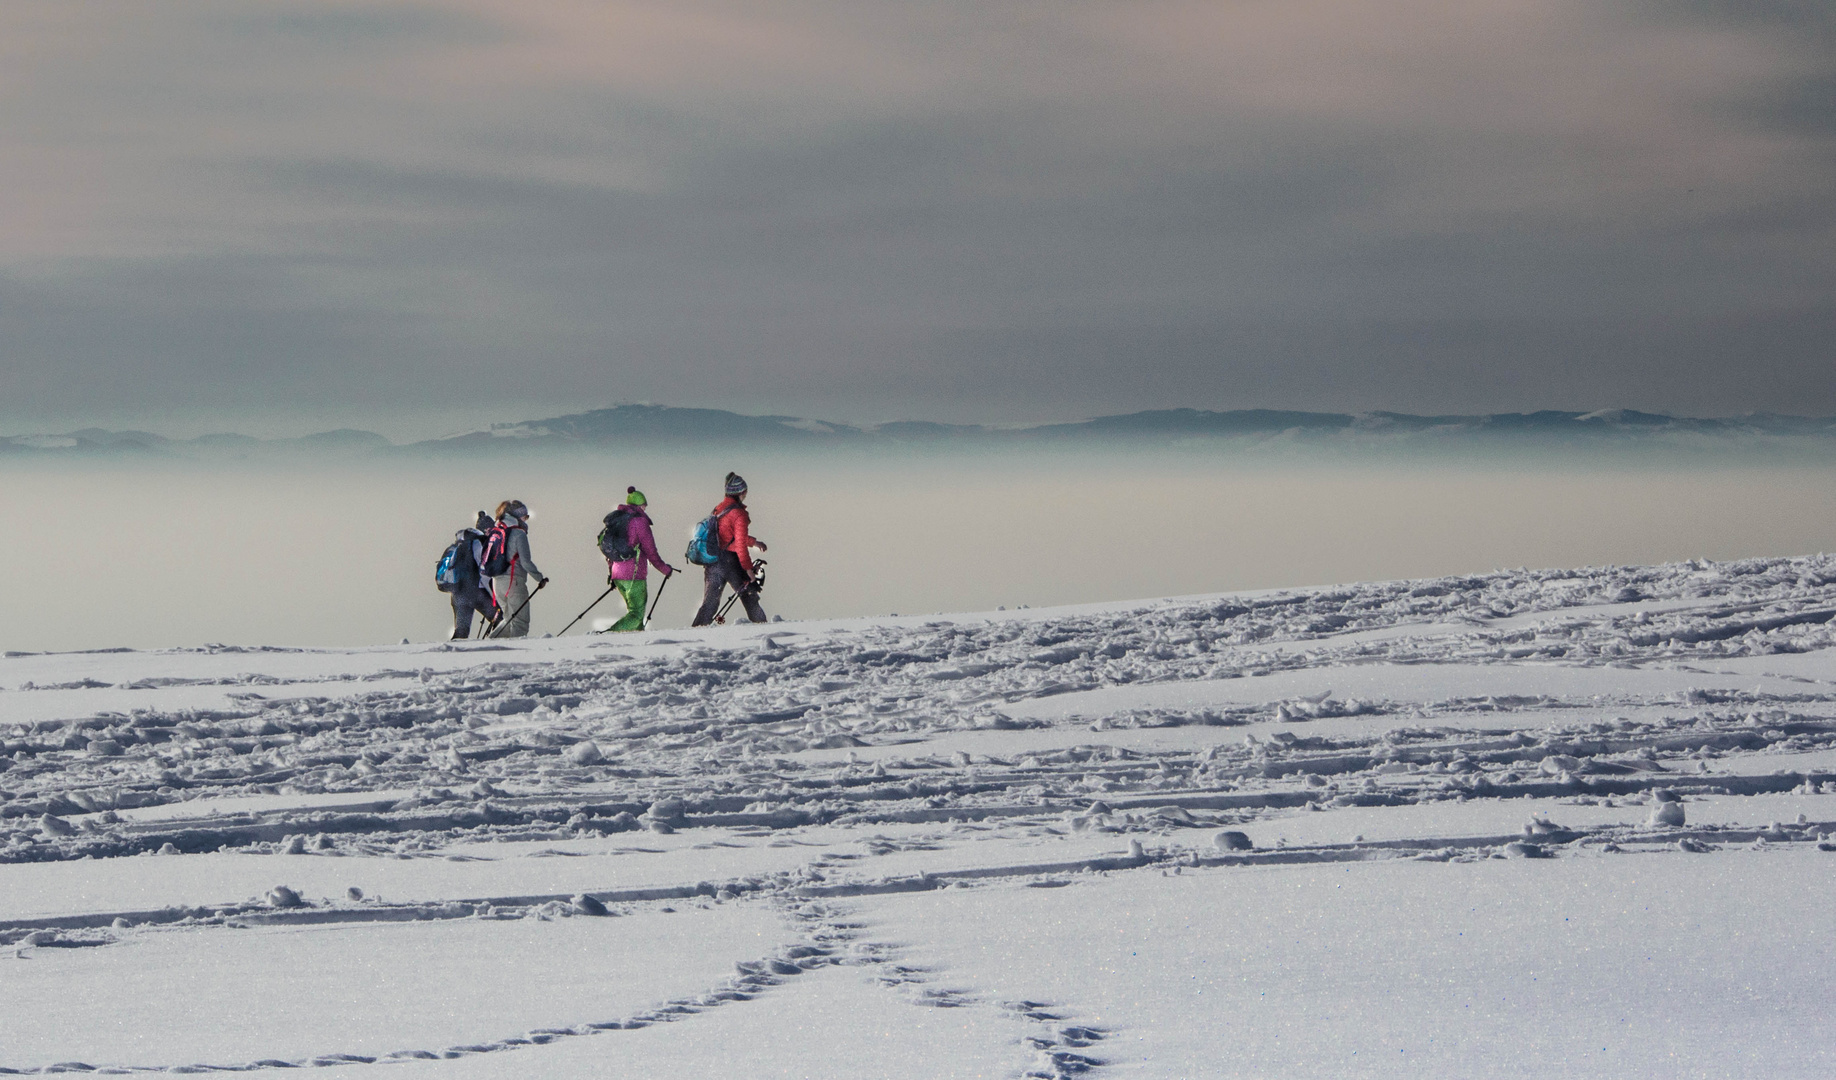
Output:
top-left (608, 510), bottom-right (672, 581)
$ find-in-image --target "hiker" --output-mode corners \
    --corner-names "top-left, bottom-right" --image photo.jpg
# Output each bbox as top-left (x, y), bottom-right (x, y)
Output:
top-left (489, 500), bottom-right (548, 638)
top-left (440, 511), bottom-right (498, 639)
top-left (602, 486), bottom-right (676, 632)
top-left (692, 472), bottom-right (768, 626)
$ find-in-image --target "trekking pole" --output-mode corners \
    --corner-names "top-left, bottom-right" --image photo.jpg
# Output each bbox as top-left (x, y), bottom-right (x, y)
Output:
top-left (641, 572), bottom-right (672, 630)
top-left (558, 583), bottom-right (616, 636)
top-left (714, 560), bottom-right (765, 625)
top-left (488, 578), bottom-right (546, 639)
top-left (478, 579), bottom-right (505, 639)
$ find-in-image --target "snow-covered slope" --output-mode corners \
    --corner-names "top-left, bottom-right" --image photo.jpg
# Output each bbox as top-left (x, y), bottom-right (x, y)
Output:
top-left (5, 555), bottom-right (1836, 1076)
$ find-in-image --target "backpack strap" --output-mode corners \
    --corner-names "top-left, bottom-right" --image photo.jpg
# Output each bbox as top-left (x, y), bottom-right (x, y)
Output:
top-left (501, 523), bottom-right (520, 580)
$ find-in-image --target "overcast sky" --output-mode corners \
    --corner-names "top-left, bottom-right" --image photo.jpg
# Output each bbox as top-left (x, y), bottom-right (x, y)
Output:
top-left (1, 1), bottom-right (1831, 436)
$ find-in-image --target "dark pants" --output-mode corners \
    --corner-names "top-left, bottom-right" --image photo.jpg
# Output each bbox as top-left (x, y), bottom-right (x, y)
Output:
top-left (693, 551), bottom-right (766, 626)
top-left (451, 581), bottom-right (498, 639)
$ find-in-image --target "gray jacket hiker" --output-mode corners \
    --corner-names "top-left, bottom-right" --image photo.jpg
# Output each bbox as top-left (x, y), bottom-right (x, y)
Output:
top-left (491, 501), bottom-right (547, 639)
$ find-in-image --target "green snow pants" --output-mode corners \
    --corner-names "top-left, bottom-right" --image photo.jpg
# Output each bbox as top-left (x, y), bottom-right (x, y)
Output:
top-left (609, 578), bottom-right (648, 632)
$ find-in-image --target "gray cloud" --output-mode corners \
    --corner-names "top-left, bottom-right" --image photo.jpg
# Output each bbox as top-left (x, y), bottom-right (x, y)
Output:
top-left (231, 3), bottom-right (505, 46)
top-left (0, 0), bottom-right (1831, 435)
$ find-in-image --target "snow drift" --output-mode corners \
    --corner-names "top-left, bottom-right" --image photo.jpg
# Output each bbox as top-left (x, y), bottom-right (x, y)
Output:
top-left (4, 555), bottom-right (1836, 1076)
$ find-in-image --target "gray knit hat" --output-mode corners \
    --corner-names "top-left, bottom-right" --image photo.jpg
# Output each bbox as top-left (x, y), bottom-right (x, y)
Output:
top-left (724, 472), bottom-right (747, 495)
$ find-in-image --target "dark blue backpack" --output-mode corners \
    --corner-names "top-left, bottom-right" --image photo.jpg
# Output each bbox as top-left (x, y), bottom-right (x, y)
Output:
top-left (436, 529), bottom-right (482, 592)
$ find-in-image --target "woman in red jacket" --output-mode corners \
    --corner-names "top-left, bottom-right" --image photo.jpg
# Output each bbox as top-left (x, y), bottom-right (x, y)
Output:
top-left (692, 472), bottom-right (768, 626)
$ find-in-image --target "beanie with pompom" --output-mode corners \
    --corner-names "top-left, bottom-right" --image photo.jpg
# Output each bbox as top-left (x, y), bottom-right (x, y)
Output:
top-left (724, 472), bottom-right (747, 495)
top-left (625, 486), bottom-right (646, 506)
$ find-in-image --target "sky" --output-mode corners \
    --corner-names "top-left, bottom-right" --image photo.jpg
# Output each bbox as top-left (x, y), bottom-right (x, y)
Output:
top-left (1, 0), bottom-right (1832, 438)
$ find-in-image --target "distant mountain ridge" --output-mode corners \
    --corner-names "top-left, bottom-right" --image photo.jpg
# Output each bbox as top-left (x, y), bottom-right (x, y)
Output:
top-left (403, 404), bottom-right (1836, 448)
top-left (6, 404), bottom-right (1836, 458)
top-left (0, 426), bottom-right (392, 458)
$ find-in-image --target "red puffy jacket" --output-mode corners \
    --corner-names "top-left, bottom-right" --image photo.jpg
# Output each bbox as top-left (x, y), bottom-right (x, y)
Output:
top-left (713, 496), bottom-right (760, 576)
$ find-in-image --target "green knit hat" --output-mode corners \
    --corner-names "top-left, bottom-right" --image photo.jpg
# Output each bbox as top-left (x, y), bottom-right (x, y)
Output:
top-left (624, 485), bottom-right (647, 506)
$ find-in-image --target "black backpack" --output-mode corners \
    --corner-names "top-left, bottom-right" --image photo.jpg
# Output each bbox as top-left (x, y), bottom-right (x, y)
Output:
top-left (479, 520), bottom-right (516, 577)
top-left (598, 507), bottom-right (638, 562)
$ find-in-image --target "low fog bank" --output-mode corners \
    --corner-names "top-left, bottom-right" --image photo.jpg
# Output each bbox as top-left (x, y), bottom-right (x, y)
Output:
top-left (4, 448), bottom-right (1834, 653)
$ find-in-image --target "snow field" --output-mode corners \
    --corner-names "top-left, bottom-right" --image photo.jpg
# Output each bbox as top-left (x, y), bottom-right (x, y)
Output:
top-left (999, 660), bottom-right (1819, 726)
top-left (867, 850), bottom-right (1836, 1078)
top-left (1, 902), bottom-right (783, 1069)
top-left (302, 963), bottom-right (1033, 1080)
top-left (5, 553), bottom-right (1836, 1075)
top-left (0, 822), bottom-right (1126, 925)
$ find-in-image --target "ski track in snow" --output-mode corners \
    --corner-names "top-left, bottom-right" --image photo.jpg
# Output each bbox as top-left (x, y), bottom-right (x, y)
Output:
top-left (5, 555), bottom-right (1836, 1074)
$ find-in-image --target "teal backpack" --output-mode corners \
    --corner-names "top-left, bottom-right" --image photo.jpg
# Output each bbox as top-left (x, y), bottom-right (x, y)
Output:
top-left (685, 511), bottom-right (726, 566)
